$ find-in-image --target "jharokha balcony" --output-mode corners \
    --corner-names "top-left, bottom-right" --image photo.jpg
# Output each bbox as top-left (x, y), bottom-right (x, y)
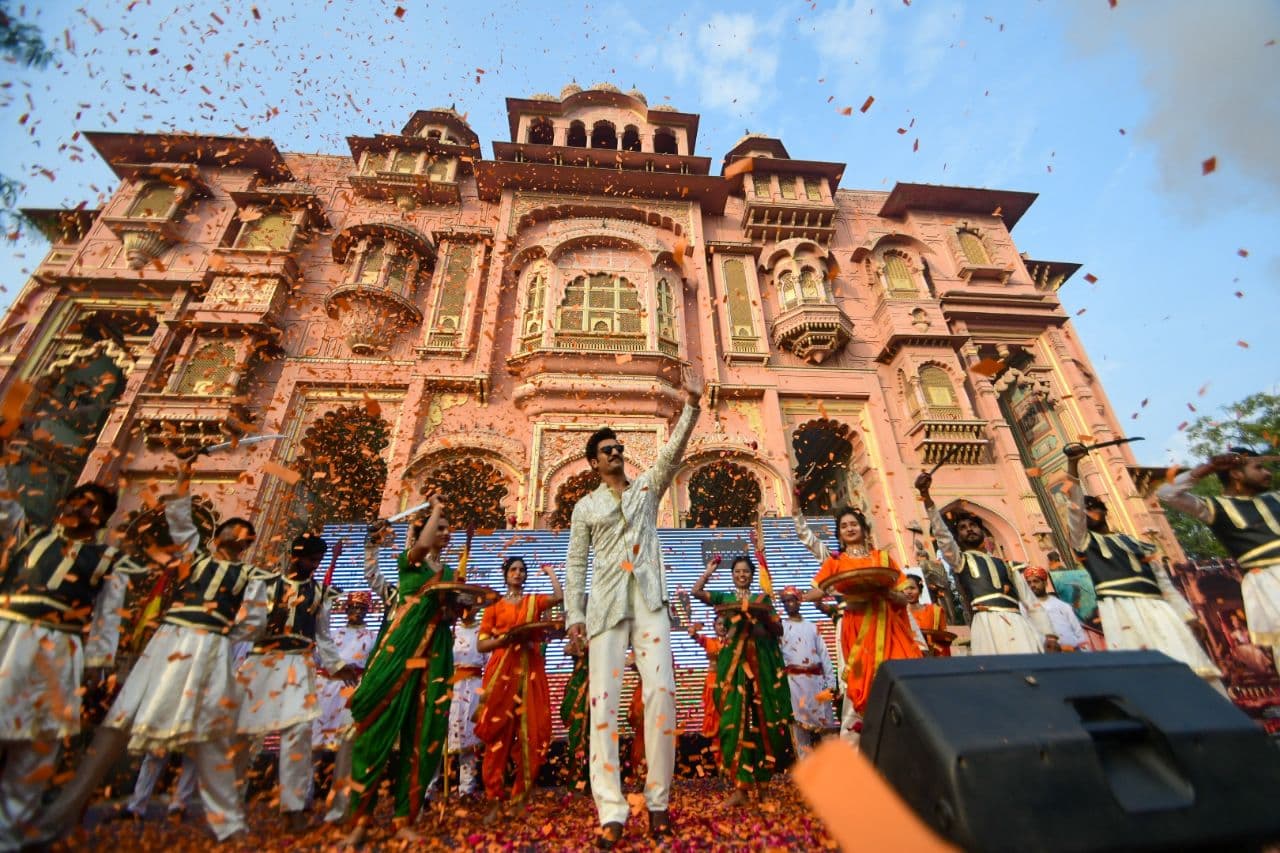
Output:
top-left (769, 301), bottom-right (854, 364)
top-left (908, 416), bottom-right (990, 466)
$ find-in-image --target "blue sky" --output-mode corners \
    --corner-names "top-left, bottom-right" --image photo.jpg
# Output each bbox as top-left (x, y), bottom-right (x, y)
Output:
top-left (1, 0), bottom-right (1276, 465)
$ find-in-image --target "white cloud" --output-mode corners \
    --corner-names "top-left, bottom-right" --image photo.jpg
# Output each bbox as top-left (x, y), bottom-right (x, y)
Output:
top-left (683, 12), bottom-right (782, 114)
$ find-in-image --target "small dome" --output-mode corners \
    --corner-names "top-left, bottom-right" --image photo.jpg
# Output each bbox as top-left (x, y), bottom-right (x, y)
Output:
top-left (652, 103), bottom-right (679, 112)
top-left (627, 87), bottom-right (648, 105)
top-left (590, 82), bottom-right (622, 94)
top-left (530, 92), bottom-right (558, 102)
top-left (560, 83), bottom-right (583, 98)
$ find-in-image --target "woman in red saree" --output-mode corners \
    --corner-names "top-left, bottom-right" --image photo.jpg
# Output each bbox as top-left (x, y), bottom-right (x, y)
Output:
top-left (474, 556), bottom-right (562, 822)
top-left (796, 504), bottom-right (926, 743)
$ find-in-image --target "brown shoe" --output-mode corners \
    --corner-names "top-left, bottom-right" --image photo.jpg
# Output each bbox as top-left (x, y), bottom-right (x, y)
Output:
top-left (648, 810), bottom-right (672, 839)
top-left (596, 821), bottom-right (625, 850)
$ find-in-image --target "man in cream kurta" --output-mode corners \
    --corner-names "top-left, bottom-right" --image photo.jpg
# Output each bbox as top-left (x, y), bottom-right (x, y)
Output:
top-left (565, 379), bottom-right (700, 847)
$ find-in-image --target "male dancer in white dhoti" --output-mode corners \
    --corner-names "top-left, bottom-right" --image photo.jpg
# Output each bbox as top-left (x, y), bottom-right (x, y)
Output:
top-left (36, 452), bottom-right (270, 844)
top-left (234, 533), bottom-right (355, 831)
top-left (1158, 448), bottom-right (1280, 678)
top-left (915, 472), bottom-right (1043, 654)
top-left (0, 464), bottom-right (127, 850)
top-left (777, 587), bottom-right (835, 755)
top-left (1065, 444), bottom-right (1222, 688)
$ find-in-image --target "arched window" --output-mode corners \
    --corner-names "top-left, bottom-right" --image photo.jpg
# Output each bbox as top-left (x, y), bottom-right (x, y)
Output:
top-left (527, 117), bottom-right (554, 145)
top-left (723, 258), bottom-right (756, 339)
top-left (883, 252), bottom-right (916, 294)
top-left (919, 366), bottom-right (959, 413)
top-left (390, 150), bottom-right (418, 174)
top-left (591, 121), bottom-right (617, 149)
top-left (778, 271), bottom-right (800, 309)
top-left (621, 125), bottom-right (641, 152)
top-left (799, 268), bottom-right (823, 301)
top-left (426, 157), bottom-right (452, 182)
top-left (358, 244), bottom-right (385, 286)
top-left (567, 120), bottom-right (587, 148)
top-left (425, 129), bottom-right (443, 140)
top-left (653, 127), bottom-right (678, 155)
top-left (656, 277), bottom-right (676, 343)
top-left (422, 459), bottom-right (510, 530)
top-left (175, 341), bottom-right (236, 396)
top-left (686, 461), bottom-right (761, 528)
top-left (958, 230), bottom-right (989, 265)
top-left (361, 151), bottom-right (388, 175)
top-left (127, 182), bottom-right (178, 219)
top-left (556, 274), bottom-right (641, 336)
top-left (434, 244), bottom-right (472, 332)
top-left (295, 405), bottom-right (390, 526)
top-left (522, 271), bottom-right (547, 344)
top-left (234, 211), bottom-right (294, 251)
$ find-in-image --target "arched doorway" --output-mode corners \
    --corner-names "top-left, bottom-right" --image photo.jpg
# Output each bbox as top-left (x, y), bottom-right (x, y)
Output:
top-left (548, 470), bottom-right (601, 530)
top-left (686, 461), bottom-right (761, 528)
top-left (292, 405), bottom-right (390, 528)
top-left (792, 418), bottom-right (853, 514)
top-left (422, 458), bottom-right (510, 530)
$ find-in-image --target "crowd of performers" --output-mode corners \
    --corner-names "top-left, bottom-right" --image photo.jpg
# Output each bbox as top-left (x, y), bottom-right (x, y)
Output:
top-left (0, 375), bottom-right (1277, 849)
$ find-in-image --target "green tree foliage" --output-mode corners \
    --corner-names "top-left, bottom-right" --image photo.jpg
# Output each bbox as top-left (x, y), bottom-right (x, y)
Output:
top-left (1166, 391), bottom-right (1280, 560)
top-left (1, 2), bottom-right (55, 234)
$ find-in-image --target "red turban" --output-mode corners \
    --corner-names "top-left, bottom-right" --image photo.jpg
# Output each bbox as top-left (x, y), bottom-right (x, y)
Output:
top-left (1023, 566), bottom-right (1049, 583)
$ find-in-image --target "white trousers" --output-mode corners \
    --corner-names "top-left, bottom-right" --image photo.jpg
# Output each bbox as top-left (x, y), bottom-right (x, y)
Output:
top-left (191, 736), bottom-right (247, 840)
top-left (127, 751), bottom-right (199, 816)
top-left (322, 735), bottom-right (354, 824)
top-left (588, 587), bottom-right (676, 826)
top-left (239, 721), bottom-right (313, 814)
top-left (0, 739), bottom-right (59, 851)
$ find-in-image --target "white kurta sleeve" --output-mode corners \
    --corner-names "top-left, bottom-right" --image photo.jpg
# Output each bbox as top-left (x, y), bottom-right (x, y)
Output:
top-left (1054, 599), bottom-right (1090, 648)
top-left (649, 403), bottom-right (699, 496)
top-left (926, 505), bottom-right (963, 570)
top-left (163, 494), bottom-right (201, 556)
top-left (363, 540), bottom-right (394, 604)
top-left (1065, 477), bottom-right (1091, 553)
top-left (564, 500), bottom-right (590, 628)
top-left (1155, 471), bottom-right (1214, 523)
top-left (84, 572), bottom-right (128, 667)
top-left (794, 513), bottom-right (832, 568)
top-left (815, 627), bottom-right (836, 686)
top-left (313, 595), bottom-right (345, 672)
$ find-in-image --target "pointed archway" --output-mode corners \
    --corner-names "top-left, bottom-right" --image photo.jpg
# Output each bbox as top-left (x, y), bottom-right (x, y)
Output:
top-left (686, 461), bottom-right (761, 528)
top-left (422, 458), bottom-right (510, 530)
top-left (292, 405), bottom-right (390, 527)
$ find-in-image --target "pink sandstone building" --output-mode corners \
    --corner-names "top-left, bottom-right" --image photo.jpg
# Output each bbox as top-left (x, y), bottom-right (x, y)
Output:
top-left (3, 83), bottom-right (1178, 573)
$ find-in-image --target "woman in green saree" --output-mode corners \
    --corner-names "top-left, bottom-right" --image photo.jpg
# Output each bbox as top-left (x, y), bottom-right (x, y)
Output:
top-left (343, 497), bottom-right (454, 845)
top-left (692, 554), bottom-right (793, 807)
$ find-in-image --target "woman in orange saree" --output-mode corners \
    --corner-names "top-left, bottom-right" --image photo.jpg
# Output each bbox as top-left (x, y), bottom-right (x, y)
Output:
top-left (686, 617), bottom-right (726, 766)
top-left (474, 556), bottom-right (562, 823)
top-left (796, 504), bottom-right (926, 744)
top-left (905, 574), bottom-right (951, 657)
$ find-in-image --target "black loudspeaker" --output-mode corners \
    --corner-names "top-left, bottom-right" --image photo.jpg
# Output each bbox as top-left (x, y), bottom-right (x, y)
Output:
top-left (863, 651), bottom-right (1280, 852)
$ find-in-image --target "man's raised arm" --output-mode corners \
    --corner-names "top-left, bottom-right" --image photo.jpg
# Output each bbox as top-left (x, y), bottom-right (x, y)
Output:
top-left (649, 376), bottom-right (703, 494)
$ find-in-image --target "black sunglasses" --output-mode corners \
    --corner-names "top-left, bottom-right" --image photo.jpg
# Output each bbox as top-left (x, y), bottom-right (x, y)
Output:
top-left (599, 443), bottom-right (625, 457)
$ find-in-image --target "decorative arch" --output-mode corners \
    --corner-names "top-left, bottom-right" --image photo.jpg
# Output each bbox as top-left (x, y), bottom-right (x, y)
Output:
top-left (653, 127), bottom-right (678, 155)
top-left (881, 249), bottom-right (919, 296)
top-left (850, 231), bottom-right (935, 262)
top-left (621, 125), bottom-right (641, 152)
top-left (685, 461), bottom-right (762, 528)
top-left (590, 120), bottom-right (618, 149)
top-left (957, 228), bottom-right (991, 265)
top-left (293, 404), bottom-right (391, 526)
top-left (566, 120), bottom-right (587, 148)
top-left (762, 238), bottom-right (830, 273)
top-left (422, 458), bottom-right (511, 530)
top-left (792, 418), bottom-right (855, 514)
top-left (548, 469), bottom-right (601, 530)
top-left (936, 499), bottom-right (1029, 562)
top-left (527, 116), bottom-right (555, 145)
top-left (513, 203), bottom-right (687, 240)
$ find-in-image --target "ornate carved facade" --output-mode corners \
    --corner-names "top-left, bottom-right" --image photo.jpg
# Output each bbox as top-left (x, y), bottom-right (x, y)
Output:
top-left (3, 84), bottom-right (1177, 565)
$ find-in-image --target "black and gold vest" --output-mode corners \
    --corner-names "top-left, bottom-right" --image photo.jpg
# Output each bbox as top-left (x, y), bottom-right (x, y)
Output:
top-left (0, 526), bottom-right (118, 633)
top-left (958, 551), bottom-right (1021, 612)
top-left (252, 576), bottom-right (327, 654)
top-left (1078, 531), bottom-right (1161, 600)
top-left (162, 554), bottom-right (263, 634)
top-left (1208, 491), bottom-right (1280, 571)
